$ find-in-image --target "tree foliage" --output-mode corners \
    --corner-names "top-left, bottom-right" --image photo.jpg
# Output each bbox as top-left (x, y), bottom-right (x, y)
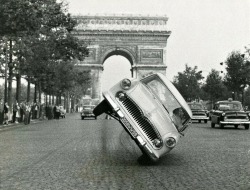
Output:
top-left (0, 0), bottom-right (90, 106)
top-left (202, 69), bottom-right (230, 102)
top-left (173, 64), bottom-right (203, 101)
top-left (224, 51), bottom-right (250, 93)
top-left (223, 51), bottom-right (250, 102)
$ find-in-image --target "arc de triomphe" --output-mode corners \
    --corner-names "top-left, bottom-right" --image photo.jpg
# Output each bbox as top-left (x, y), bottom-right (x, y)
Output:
top-left (72, 14), bottom-right (171, 100)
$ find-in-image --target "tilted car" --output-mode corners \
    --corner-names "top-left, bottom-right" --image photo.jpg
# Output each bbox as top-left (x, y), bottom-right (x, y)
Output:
top-left (81, 105), bottom-right (97, 120)
top-left (188, 102), bottom-right (209, 123)
top-left (93, 73), bottom-right (192, 162)
top-left (210, 99), bottom-right (250, 129)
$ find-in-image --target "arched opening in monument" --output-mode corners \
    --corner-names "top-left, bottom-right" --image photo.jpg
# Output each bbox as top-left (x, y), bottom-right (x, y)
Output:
top-left (102, 55), bottom-right (132, 92)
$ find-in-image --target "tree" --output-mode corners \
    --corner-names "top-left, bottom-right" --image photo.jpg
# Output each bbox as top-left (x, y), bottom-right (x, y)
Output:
top-left (0, 0), bottom-right (89, 108)
top-left (244, 86), bottom-right (250, 109)
top-left (173, 64), bottom-right (204, 102)
top-left (224, 51), bottom-right (250, 103)
top-left (202, 69), bottom-right (230, 103)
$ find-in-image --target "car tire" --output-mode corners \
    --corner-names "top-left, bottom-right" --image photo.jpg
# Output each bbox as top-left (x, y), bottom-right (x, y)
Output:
top-left (211, 122), bottom-right (215, 128)
top-left (81, 116), bottom-right (84, 120)
top-left (95, 116), bottom-right (97, 120)
top-left (199, 120), bottom-right (201, 123)
top-left (204, 120), bottom-right (207, 123)
top-left (245, 124), bottom-right (249, 130)
top-left (219, 123), bottom-right (224, 129)
top-left (234, 124), bottom-right (239, 129)
top-left (93, 100), bottom-right (112, 116)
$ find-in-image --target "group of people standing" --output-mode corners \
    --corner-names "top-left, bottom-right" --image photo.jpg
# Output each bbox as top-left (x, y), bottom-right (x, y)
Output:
top-left (2, 101), bottom-right (65, 126)
top-left (45, 104), bottom-right (64, 120)
top-left (3, 101), bottom-right (39, 125)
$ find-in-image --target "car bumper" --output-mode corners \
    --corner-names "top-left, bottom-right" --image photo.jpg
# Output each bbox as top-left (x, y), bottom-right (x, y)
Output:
top-left (220, 121), bottom-right (250, 125)
top-left (81, 113), bottom-right (95, 117)
top-left (192, 116), bottom-right (209, 120)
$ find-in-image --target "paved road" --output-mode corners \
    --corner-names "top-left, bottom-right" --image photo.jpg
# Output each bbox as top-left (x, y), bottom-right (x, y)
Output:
top-left (0, 114), bottom-right (249, 190)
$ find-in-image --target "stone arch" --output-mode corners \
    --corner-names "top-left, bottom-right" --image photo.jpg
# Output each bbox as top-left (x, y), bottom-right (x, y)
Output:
top-left (101, 47), bottom-right (135, 65)
top-left (101, 47), bottom-right (136, 77)
top-left (72, 14), bottom-right (171, 100)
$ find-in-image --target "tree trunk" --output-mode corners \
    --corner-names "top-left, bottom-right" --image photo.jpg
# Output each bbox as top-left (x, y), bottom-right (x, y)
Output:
top-left (242, 89), bottom-right (244, 105)
top-left (27, 77), bottom-right (31, 102)
top-left (4, 46), bottom-right (8, 104)
top-left (34, 81), bottom-right (37, 103)
top-left (8, 40), bottom-right (13, 113)
top-left (38, 81), bottom-right (41, 103)
top-left (16, 74), bottom-right (21, 103)
top-left (71, 98), bottom-right (75, 112)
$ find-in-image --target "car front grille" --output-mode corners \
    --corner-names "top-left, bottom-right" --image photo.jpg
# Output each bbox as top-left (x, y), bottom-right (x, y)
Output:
top-left (226, 115), bottom-right (247, 119)
top-left (193, 113), bottom-right (206, 116)
top-left (192, 111), bottom-right (206, 116)
top-left (120, 96), bottom-right (162, 148)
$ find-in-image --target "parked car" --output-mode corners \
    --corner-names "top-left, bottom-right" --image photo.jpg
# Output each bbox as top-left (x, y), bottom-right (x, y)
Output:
top-left (81, 105), bottom-right (96, 120)
top-left (210, 99), bottom-right (250, 129)
top-left (188, 102), bottom-right (209, 123)
top-left (59, 106), bottom-right (66, 118)
top-left (93, 73), bottom-right (192, 162)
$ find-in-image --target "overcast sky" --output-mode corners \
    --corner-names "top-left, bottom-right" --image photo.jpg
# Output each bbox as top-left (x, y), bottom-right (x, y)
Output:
top-left (66, 0), bottom-right (250, 90)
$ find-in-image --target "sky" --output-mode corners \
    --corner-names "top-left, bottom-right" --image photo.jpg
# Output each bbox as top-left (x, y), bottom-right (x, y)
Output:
top-left (1, 0), bottom-right (249, 90)
top-left (66, 0), bottom-right (250, 78)
top-left (66, 0), bottom-right (250, 90)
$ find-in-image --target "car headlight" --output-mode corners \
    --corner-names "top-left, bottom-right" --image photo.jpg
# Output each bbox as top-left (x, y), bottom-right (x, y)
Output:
top-left (116, 91), bottom-right (126, 101)
top-left (120, 78), bottom-right (131, 90)
top-left (222, 112), bottom-right (225, 116)
top-left (165, 137), bottom-right (176, 148)
top-left (153, 139), bottom-right (162, 148)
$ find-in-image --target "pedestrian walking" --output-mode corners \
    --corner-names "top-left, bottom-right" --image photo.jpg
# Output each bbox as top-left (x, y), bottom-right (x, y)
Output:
top-left (19, 102), bottom-right (25, 122)
top-left (3, 102), bottom-right (9, 125)
top-left (55, 105), bottom-right (60, 119)
top-left (12, 102), bottom-right (20, 123)
top-left (24, 103), bottom-right (31, 125)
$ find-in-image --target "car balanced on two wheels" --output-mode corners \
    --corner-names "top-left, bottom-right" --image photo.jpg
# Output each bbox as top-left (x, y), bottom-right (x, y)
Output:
top-left (93, 73), bottom-right (192, 162)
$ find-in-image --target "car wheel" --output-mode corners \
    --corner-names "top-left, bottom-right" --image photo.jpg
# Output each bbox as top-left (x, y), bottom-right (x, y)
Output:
top-left (95, 116), bottom-right (97, 120)
top-left (81, 116), bottom-right (84, 120)
top-left (245, 124), bottom-right (249, 130)
top-left (93, 100), bottom-right (112, 116)
top-left (199, 120), bottom-right (201, 123)
top-left (204, 120), bottom-right (207, 123)
top-left (211, 122), bottom-right (215, 128)
top-left (234, 124), bottom-right (238, 129)
top-left (219, 123), bottom-right (224, 129)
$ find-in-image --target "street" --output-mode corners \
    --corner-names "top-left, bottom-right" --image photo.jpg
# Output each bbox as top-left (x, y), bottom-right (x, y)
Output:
top-left (0, 113), bottom-right (250, 190)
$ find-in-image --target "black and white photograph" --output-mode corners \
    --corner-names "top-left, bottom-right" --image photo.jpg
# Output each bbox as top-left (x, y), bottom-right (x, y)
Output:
top-left (0, 0), bottom-right (250, 189)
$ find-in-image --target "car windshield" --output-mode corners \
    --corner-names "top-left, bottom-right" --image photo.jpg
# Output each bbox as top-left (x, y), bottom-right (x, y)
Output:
top-left (83, 105), bottom-right (95, 110)
top-left (188, 104), bottom-right (203, 110)
top-left (141, 75), bottom-right (190, 132)
top-left (218, 103), bottom-right (242, 111)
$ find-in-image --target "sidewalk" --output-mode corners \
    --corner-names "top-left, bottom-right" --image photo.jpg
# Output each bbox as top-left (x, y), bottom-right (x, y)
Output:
top-left (0, 112), bottom-right (74, 131)
top-left (0, 118), bottom-right (45, 131)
